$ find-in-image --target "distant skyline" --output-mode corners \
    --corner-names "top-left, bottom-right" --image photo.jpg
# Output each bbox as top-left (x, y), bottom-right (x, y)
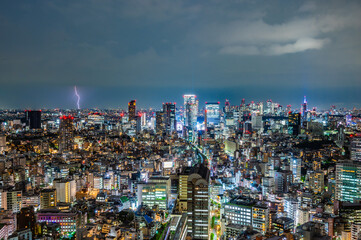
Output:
top-left (1, 0), bottom-right (361, 109)
top-left (0, 85), bottom-right (358, 111)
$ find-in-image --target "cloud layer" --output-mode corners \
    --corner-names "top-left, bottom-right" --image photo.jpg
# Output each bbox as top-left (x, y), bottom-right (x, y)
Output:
top-left (0, 0), bottom-right (361, 108)
top-left (201, 1), bottom-right (361, 56)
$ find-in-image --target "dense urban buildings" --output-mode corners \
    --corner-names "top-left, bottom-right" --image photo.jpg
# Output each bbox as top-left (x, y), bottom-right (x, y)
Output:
top-left (0, 96), bottom-right (361, 240)
top-left (2, 0), bottom-right (361, 239)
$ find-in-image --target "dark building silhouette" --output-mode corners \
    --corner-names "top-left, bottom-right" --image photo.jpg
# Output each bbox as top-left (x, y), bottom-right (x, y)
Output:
top-left (25, 110), bottom-right (41, 129)
top-left (156, 111), bottom-right (165, 135)
top-left (17, 206), bottom-right (36, 235)
top-left (136, 115), bottom-right (142, 134)
top-left (128, 100), bottom-right (136, 121)
top-left (163, 102), bottom-right (176, 134)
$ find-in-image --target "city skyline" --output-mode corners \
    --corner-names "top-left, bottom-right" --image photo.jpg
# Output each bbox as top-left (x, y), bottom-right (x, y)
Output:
top-left (1, 0), bottom-right (361, 108)
top-left (2, 1), bottom-right (361, 239)
top-left (0, 86), bottom-right (358, 111)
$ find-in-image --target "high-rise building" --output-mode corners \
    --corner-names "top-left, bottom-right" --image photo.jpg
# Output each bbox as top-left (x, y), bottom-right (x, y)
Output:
top-left (262, 176), bottom-right (275, 197)
top-left (184, 95), bottom-right (197, 129)
top-left (252, 204), bottom-right (270, 234)
top-left (137, 183), bottom-right (168, 210)
top-left (6, 190), bottom-right (22, 213)
top-left (185, 164), bottom-right (210, 239)
top-left (224, 197), bottom-right (254, 227)
top-left (337, 201), bottom-right (361, 239)
top-left (224, 99), bottom-right (230, 113)
top-left (336, 161), bottom-right (361, 203)
top-left (275, 170), bottom-right (293, 193)
top-left (17, 206), bottom-right (36, 235)
top-left (141, 112), bottom-right (147, 126)
top-left (301, 96), bottom-right (308, 123)
top-left (59, 116), bottom-right (74, 152)
top-left (292, 157), bottom-right (302, 183)
top-left (0, 135), bottom-right (6, 154)
top-left (128, 100), bottom-right (136, 121)
top-left (288, 112), bottom-right (301, 136)
top-left (308, 171), bottom-right (325, 194)
top-left (265, 99), bottom-right (273, 114)
top-left (243, 121), bottom-right (252, 136)
top-left (40, 189), bottom-right (57, 209)
top-left (178, 168), bottom-right (190, 212)
top-left (156, 111), bottom-right (165, 135)
top-left (25, 110), bottom-right (42, 129)
top-left (163, 103), bottom-right (176, 134)
top-left (53, 179), bottom-right (76, 203)
top-left (136, 115), bottom-right (142, 134)
top-left (351, 223), bottom-right (361, 240)
top-left (351, 137), bottom-right (361, 161)
top-left (205, 102), bottom-right (220, 126)
top-left (284, 198), bottom-right (299, 220)
top-left (137, 176), bottom-right (170, 210)
top-left (224, 197), bottom-right (270, 234)
top-left (251, 114), bottom-right (263, 131)
top-left (148, 176), bottom-right (171, 195)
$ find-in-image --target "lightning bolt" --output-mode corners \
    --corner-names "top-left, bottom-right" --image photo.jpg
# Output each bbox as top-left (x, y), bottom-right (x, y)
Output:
top-left (74, 86), bottom-right (80, 110)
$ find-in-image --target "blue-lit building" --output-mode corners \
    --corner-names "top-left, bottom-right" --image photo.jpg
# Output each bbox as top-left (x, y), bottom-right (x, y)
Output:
top-left (205, 102), bottom-right (220, 126)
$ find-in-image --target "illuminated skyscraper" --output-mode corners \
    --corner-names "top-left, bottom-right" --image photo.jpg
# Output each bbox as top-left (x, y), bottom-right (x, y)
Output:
top-left (184, 94), bottom-right (197, 128)
top-left (141, 112), bottom-right (147, 126)
top-left (251, 114), bottom-right (263, 131)
top-left (205, 102), bottom-right (220, 126)
top-left (336, 160), bottom-right (361, 203)
top-left (59, 116), bottom-right (74, 152)
top-left (351, 137), bottom-right (361, 161)
top-left (288, 112), bottom-right (301, 136)
top-left (128, 100), bottom-right (136, 121)
top-left (185, 164), bottom-right (210, 239)
top-left (301, 96), bottom-right (307, 122)
top-left (156, 111), bottom-right (165, 135)
top-left (266, 99), bottom-right (273, 114)
top-left (163, 102), bottom-right (176, 134)
top-left (292, 157), bottom-right (302, 183)
top-left (177, 165), bottom-right (210, 238)
top-left (224, 99), bottom-right (230, 113)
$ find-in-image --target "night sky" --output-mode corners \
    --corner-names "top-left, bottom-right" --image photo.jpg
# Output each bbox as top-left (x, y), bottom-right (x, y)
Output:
top-left (1, 0), bottom-right (361, 110)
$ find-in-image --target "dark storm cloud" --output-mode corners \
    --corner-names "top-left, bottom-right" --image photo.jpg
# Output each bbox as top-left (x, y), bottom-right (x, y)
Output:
top-left (0, 0), bottom-right (361, 109)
